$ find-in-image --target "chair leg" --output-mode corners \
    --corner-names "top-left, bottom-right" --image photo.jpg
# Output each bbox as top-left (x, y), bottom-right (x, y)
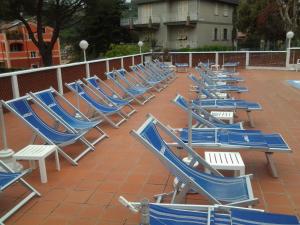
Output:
top-left (265, 152), bottom-right (278, 178)
top-left (247, 111), bottom-right (255, 127)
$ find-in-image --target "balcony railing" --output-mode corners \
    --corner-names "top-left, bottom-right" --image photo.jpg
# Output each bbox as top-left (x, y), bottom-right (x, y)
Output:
top-left (120, 16), bottom-right (161, 26)
top-left (166, 14), bottom-right (198, 23)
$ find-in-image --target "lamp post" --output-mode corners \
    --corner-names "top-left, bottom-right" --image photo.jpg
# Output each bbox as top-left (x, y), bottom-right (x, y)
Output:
top-left (286, 31), bottom-right (294, 49)
top-left (0, 104), bottom-right (22, 171)
top-left (79, 40), bottom-right (89, 61)
top-left (138, 41), bottom-right (144, 54)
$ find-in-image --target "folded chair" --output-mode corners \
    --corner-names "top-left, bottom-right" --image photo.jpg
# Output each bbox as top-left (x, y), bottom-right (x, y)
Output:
top-left (190, 72), bottom-right (248, 93)
top-left (65, 81), bottom-right (127, 128)
top-left (131, 115), bottom-right (257, 206)
top-left (0, 160), bottom-right (40, 224)
top-left (119, 198), bottom-right (300, 225)
top-left (172, 94), bottom-right (243, 129)
top-left (84, 75), bottom-right (136, 117)
top-left (130, 66), bottom-right (166, 92)
top-left (152, 59), bottom-right (177, 80)
top-left (106, 71), bottom-right (155, 105)
top-left (198, 62), bottom-right (240, 77)
top-left (29, 87), bottom-right (108, 146)
top-left (1, 97), bottom-right (96, 165)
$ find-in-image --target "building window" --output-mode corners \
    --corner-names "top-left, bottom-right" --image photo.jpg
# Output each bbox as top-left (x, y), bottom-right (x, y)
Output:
top-left (30, 51), bottom-right (37, 58)
top-left (9, 43), bottom-right (23, 52)
top-left (223, 5), bottom-right (228, 17)
top-left (31, 64), bottom-right (39, 68)
top-left (223, 28), bottom-right (228, 40)
top-left (214, 3), bottom-right (219, 16)
top-left (213, 28), bottom-right (218, 41)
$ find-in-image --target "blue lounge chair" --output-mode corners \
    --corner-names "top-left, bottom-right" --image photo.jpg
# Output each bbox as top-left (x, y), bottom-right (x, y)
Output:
top-left (131, 115), bottom-right (257, 206)
top-left (84, 75), bottom-right (136, 117)
top-left (0, 160), bottom-right (40, 224)
top-left (172, 94), bottom-right (243, 129)
top-left (190, 72), bottom-right (248, 93)
top-left (2, 97), bottom-right (95, 165)
top-left (65, 81), bottom-right (127, 128)
top-left (192, 96), bottom-right (262, 127)
top-left (136, 63), bottom-right (168, 84)
top-left (130, 66), bottom-right (166, 92)
top-left (29, 87), bottom-right (108, 146)
top-left (196, 65), bottom-right (244, 82)
top-left (106, 71), bottom-right (155, 105)
top-left (119, 198), bottom-right (300, 225)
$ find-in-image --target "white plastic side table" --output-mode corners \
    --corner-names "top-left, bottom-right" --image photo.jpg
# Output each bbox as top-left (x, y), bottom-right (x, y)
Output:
top-left (14, 145), bottom-right (60, 183)
top-left (204, 152), bottom-right (245, 176)
top-left (210, 111), bottom-right (234, 124)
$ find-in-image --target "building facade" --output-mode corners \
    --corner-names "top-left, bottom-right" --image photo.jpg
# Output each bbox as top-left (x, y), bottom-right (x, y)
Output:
top-left (0, 21), bottom-right (61, 69)
top-left (122, 0), bottom-right (238, 49)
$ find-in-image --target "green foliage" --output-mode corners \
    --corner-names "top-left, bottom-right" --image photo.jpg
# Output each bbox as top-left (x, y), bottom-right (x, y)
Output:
top-left (177, 45), bottom-right (234, 52)
top-left (104, 44), bottom-right (150, 57)
top-left (61, 0), bottom-right (134, 60)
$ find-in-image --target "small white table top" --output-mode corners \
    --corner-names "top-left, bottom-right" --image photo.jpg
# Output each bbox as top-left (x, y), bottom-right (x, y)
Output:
top-left (205, 152), bottom-right (244, 168)
top-left (211, 111), bottom-right (234, 118)
top-left (14, 145), bottom-right (57, 160)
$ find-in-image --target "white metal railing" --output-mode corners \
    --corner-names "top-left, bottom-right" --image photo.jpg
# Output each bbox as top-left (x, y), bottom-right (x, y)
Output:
top-left (120, 16), bottom-right (161, 26)
top-left (0, 53), bottom-right (149, 98)
top-left (0, 50), bottom-right (297, 100)
top-left (166, 14), bottom-right (198, 23)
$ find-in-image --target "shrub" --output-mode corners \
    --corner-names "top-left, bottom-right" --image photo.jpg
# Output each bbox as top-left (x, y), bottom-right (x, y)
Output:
top-left (104, 44), bottom-right (150, 57)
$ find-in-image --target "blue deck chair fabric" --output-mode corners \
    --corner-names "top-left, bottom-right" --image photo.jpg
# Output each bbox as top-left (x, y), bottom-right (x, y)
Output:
top-left (149, 204), bottom-right (209, 225)
top-left (106, 71), bottom-right (155, 105)
top-left (85, 76), bottom-right (131, 106)
top-left (134, 117), bottom-right (256, 206)
top-left (173, 94), bottom-right (243, 129)
top-left (179, 128), bottom-right (290, 150)
top-left (33, 89), bottom-right (100, 130)
top-left (114, 70), bottom-right (149, 93)
top-left (131, 65), bottom-right (163, 85)
top-left (193, 99), bottom-right (262, 111)
top-left (6, 98), bottom-right (81, 144)
top-left (68, 82), bottom-right (120, 114)
top-left (195, 66), bottom-right (244, 82)
top-left (231, 208), bottom-right (300, 225)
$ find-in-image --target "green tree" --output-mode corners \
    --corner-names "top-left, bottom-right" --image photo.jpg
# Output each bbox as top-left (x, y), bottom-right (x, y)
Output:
top-left (63, 0), bottom-right (131, 60)
top-left (0, 0), bottom-right (86, 66)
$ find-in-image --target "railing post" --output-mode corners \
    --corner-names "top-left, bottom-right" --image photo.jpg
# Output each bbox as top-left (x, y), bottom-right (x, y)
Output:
top-left (141, 54), bottom-right (144, 64)
top-left (56, 67), bottom-right (63, 94)
top-left (85, 62), bottom-right (90, 78)
top-left (11, 75), bottom-right (20, 98)
top-left (189, 53), bottom-right (192, 67)
top-left (286, 48), bottom-right (291, 69)
top-left (121, 57), bottom-right (124, 68)
top-left (246, 51), bottom-right (250, 67)
top-left (132, 55), bottom-right (135, 66)
top-left (215, 52), bottom-right (219, 65)
top-left (106, 60), bottom-right (110, 72)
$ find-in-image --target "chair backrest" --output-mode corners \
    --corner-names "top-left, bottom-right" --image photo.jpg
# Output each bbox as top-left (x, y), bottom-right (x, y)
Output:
top-left (34, 90), bottom-right (85, 127)
top-left (67, 82), bottom-right (118, 113)
top-left (173, 95), bottom-right (218, 127)
top-left (5, 97), bottom-right (76, 143)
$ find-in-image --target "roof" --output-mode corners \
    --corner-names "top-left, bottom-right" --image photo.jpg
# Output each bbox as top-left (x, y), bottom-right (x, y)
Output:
top-left (133, 0), bottom-right (239, 5)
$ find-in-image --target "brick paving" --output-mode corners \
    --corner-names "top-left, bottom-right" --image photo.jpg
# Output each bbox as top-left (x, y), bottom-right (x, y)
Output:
top-left (1, 68), bottom-right (300, 224)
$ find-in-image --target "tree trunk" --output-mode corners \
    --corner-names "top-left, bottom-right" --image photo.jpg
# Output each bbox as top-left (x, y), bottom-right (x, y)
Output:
top-left (39, 47), bottom-right (53, 67)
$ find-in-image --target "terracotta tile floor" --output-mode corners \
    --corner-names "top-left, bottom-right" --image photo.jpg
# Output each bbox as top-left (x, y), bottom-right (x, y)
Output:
top-left (1, 68), bottom-right (300, 224)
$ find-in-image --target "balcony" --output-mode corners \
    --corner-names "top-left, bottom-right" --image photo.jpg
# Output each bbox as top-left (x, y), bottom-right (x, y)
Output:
top-left (120, 16), bottom-right (160, 30)
top-left (164, 14), bottom-right (198, 27)
top-left (5, 31), bottom-right (23, 40)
